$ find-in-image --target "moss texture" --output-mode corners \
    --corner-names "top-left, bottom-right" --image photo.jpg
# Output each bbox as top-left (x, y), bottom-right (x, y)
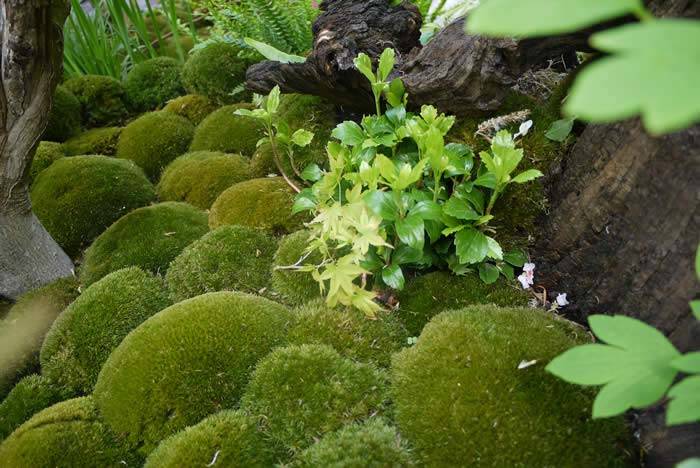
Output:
top-left (271, 230), bottom-right (323, 305)
top-left (116, 111), bottom-right (195, 181)
top-left (293, 419), bottom-right (413, 468)
top-left (241, 344), bottom-right (388, 452)
top-left (41, 268), bottom-right (171, 394)
top-left (0, 397), bottom-right (136, 467)
top-left (162, 94), bottom-right (218, 125)
top-left (166, 225), bottom-right (277, 302)
top-left (62, 127), bottom-right (122, 156)
top-left (250, 140), bottom-right (326, 179)
top-left (209, 177), bottom-right (306, 234)
top-left (80, 202), bottom-right (209, 286)
top-left (182, 42), bottom-right (250, 105)
top-left (93, 292), bottom-right (291, 455)
top-left (157, 151), bottom-right (252, 209)
top-left (189, 104), bottom-right (264, 157)
top-left (63, 75), bottom-right (129, 127)
top-left (397, 271), bottom-right (529, 336)
top-left (125, 57), bottom-right (185, 112)
top-left (391, 305), bottom-right (632, 467)
top-left (144, 410), bottom-right (277, 468)
top-left (44, 85), bottom-right (81, 142)
top-left (29, 142), bottom-right (65, 183)
top-left (31, 156), bottom-right (155, 257)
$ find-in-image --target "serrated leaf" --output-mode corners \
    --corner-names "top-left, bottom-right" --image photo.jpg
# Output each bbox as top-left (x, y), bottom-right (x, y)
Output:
top-left (454, 228), bottom-right (489, 265)
top-left (354, 53), bottom-right (375, 84)
top-left (589, 315), bottom-right (680, 358)
top-left (473, 172), bottom-right (497, 189)
top-left (301, 163), bottom-right (322, 182)
top-left (291, 129), bottom-right (314, 147)
top-left (332, 121), bottom-right (365, 146)
top-left (396, 214), bottom-right (425, 251)
top-left (443, 197), bottom-right (480, 221)
top-left (485, 236), bottom-right (503, 261)
top-left (364, 190), bottom-right (398, 221)
top-left (378, 48), bottom-right (396, 82)
top-left (386, 105), bottom-right (406, 126)
top-left (671, 352), bottom-right (700, 373)
top-left (244, 37), bottom-right (306, 63)
top-left (666, 375), bottom-right (700, 425)
top-left (478, 263), bottom-right (500, 284)
top-left (382, 263), bottom-right (405, 290)
top-left (545, 117), bottom-right (576, 142)
top-left (511, 169), bottom-right (544, 184)
top-left (503, 249), bottom-right (527, 267)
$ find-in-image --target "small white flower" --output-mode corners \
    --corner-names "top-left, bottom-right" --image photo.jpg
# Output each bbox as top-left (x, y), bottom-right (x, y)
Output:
top-left (556, 293), bottom-right (570, 307)
top-left (517, 262), bottom-right (535, 289)
top-left (517, 273), bottom-right (532, 289)
top-left (523, 262), bottom-right (535, 272)
top-left (515, 120), bottom-right (533, 138)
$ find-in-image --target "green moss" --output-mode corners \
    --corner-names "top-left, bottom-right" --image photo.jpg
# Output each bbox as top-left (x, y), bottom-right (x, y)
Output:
top-left (0, 278), bottom-right (79, 398)
top-left (250, 140), bottom-right (327, 179)
top-left (116, 111), bottom-right (195, 181)
top-left (293, 419), bottom-right (414, 468)
top-left (80, 202), bottom-right (209, 286)
top-left (288, 300), bottom-right (407, 368)
top-left (209, 177), bottom-right (307, 234)
top-left (166, 225), bottom-right (277, 302)
top-left (190, 104), bottom-right (264, 157)
top-left (159, 35), bottom-right (196, 61)
top-left (125, 57), bottom-right (185, 112)
top-left (41, 268), bottom-right (171, 394)
top-left (391, 305), bottom-right (632, 467)
top-left (182, 42), bottom-right (250, 105)
top-left (162, 94), bottom-right (218, 125)
top-left (44, 85), bottom-right (81, 142)
top-left (62, 127), bottom-right (122, 156)
top-left (31, 156), bottom-right (155, 257)
top-left (241, 344), bottom-right (388, 452)
top-left (93, 292), bottom-right (291, 455)
top-left (144, 410), bottom-right (278, 468)
top-left (157, 151), bottom-right (252, 209)
top-left (29, 142), bottom-right (65, 183)
top-left (397, 271), bottom-right (528, 336)
top-left (0, 397), bottom-right (136, 467)
top-left (63, 75), bottom-right (129, 127)
top-left (271, 230), bottom-right (323, 305)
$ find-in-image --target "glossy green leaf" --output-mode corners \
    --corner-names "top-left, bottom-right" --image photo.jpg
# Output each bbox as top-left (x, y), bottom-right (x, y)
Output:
top-left (375, 155), bottom-right (398, 183)
top-left (354, 53), bottom-right (375, 84)
top-left (266, 85), bottom-right (281, 114)
top-left (485, 236), bottom-right (503, 261)
top-left (364, 190), bottom-right (398, 221)
top-left (666, 376), bottom-right (700, 425)
top-left (386, 79), bottom-right (406, 108)
top-left (301, 163), bottom-right (322, 182)
top-left (443, 197), bottom-right (480, 221)
top-left (504, 249), bottom-right (528, 267)
top-left (292, 189), bottom-right (317, 214)
top-left (386, 105), bottom-right (406, 126)
top-left (244, 38), bottom-right (306, 63)
top-left (410, 200), bottom-right (443, 221)
top-left (671, 352), bottom-right (700, 374)
top-left (478, 263), bottom-right (500, 284)
top-left (332, 121), bottom-right (365, 146)
top-left (291, 129), bottom-right (314, 147)
top-left (511, 169), bottom-right (544, 184)
top-left (382, 263), bottom-right (405, 290)
top-left (473, 172), bottom-right (497, 189)
top-left (378, 48), bottom-right (396, 82)
top-left (396, 214), bottom-right (425, 251)
top-left (545, 117), bottom-right (576, 142)
top-left (393, 245), bottom-right (424, 265)
top-left (500, 263), bottom-right (515, 281)
top-left (454, 228), bottom-right (489, 265)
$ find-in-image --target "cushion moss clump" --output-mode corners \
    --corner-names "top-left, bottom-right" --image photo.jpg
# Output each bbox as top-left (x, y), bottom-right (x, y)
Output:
top-left (271, 230), bottom-right (323, 305)
top-left (391, 305), bottom-right (632, 467)
top-left (29, 142), bottom-right (65, 183)
top-left (62, 127), bottom-right (122, 156)
top-left (157, 151), bottom-right (252, 210)
top-left (293, 419), bottom-right (413, 468)
top-left (162, 94), bottom-right (218, 125)
top-left (241, 344), bottom-right (388, 452)
top-left (63, 74), bottom-right (129, 127)
top-left (93, 292), bottom-right (291, 455)
top-left (44, 85), bottom-right (81, 142)
top-left (125, 57), bottom-right (185, 112)
top-left (209, 177), bottom-right (306, 234)
top-left (250, 140), bottom-right (328, 179)
top-left (182, 42), bottom-right (250, 105)
top-left (144, 410), bottom-right (278, 468)
top-left (31, 156), bottom-right (156, 257)
top-left (117, 111), bottom-right (195, 181)
top-left (397, 271), bottom-right (529, 336)
top-left (80, 202), bottom-right (209, 286)
top-left (288, 300), bottom-right (407, 368)
top-left (190, 104), bottom-right (264, 157)
top-left (41, 268), bottom-right (171, 394)
top-left (166, 225), bottom-right (277, 302)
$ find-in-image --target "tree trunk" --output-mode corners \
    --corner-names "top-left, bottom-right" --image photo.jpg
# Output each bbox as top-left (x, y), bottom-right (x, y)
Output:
top-left (0, 0), bottom-right (73, 300)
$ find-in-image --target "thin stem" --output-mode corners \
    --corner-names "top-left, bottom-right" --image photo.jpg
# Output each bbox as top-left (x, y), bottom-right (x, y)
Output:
top-left (267, 125), bottom-right (301, 193)
top-left (634, 6), bottom-right (654, 22)
top-left (485, 186), bottom-right (501, 216)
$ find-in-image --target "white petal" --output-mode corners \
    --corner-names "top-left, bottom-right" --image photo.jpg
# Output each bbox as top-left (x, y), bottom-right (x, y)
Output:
top-left (517, 273), bottom-right (531, 289)
top-left (518, 359), bottom-right (538, 369)
top-left (556, 293), bottom-right (569, 306)
top-left (523, 262), bottom-right (536, 272)
top-left (515, 120), bottom-right (533, 138)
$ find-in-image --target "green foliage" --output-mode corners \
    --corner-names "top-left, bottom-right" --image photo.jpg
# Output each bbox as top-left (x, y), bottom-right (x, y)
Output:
top-left (271, 230), bottom-right (324, 305)
top-left (124, 57), bottom-right (185, 112)
top-left (391, 305), bottom-right (632, 467)
top-left (244, 37), bottom-right (306, 63)
top-left (241, 344), bottom-right (389, 452)
top-left (166, 225), bottom-right (278, 302)
top-left (62, 74), bottom-right (130, 127)
top-left (31, 156), bottom-right (155, 257)
top-left (62, 127), bottom-right (123, 156)
top-left (190, 104), bottom-right (265, 156)
top-left (80, 202), bottom-right (209, 286)
top-left (182, 42), bottom-right (251, 105)
top-left (44, 85), bottom-right (81, 142)
top-left (41, 268), bottom-right (171, 394)
top-left (162, 94), bottom-right (218, 125)
top-left (93, 292), bottom-right (291, 455)
top-left (29, 142), bottom-right (65, 183)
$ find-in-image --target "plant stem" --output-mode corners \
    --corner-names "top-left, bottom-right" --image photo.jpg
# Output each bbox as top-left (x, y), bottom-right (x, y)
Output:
top-left (634, 7), bottom-right (655, 22)
top-left (267, 125), bottom-right (301, 193)
top-left (485, 186), bottom-right (501, 216)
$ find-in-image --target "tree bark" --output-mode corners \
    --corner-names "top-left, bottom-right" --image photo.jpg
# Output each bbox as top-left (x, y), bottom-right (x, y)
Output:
top-left (0, 0), bottom-right (73, 300)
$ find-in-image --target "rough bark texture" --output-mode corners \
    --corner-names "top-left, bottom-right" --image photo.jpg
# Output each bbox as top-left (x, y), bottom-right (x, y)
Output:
top-left (0, 0), bottom-right (73, 300)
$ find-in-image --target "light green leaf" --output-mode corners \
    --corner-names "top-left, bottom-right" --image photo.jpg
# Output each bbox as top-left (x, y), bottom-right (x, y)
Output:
top-left (678, 458), bottom-right (700, 468)
top-left (546, 344), bottom-right (637, 386)
top-left (504, 249), bottom-right (527, 267)
top-left (382, 263), bottom-right (405, 290)
top-left (386, 79), bottom-right (406, 108)
top-left (396, 214), bottom-right (425, 251)
top-left (671, 352), bottom-right (700, 374)
top-left (485, 236), bottom-right (503, 261)
top-left (354, 53), bottom-right (375, 84)
top-left (511, 169), bottom-right (544, 184)
top-left (473, 172), bottom-right (497, 189)
top-left (364, 190), bottom-right (398, 221)
top-left (291, 129), bottom-right (314, 147)
top-left (454, 228), bottom-right (489, 265)
top-left (500, 263), bottom-right (515, 281)
top-left (443, 197), bottom-right (480, 221)
top-left (478, 263), bottom-right (500, 284)
top-left (691, 301), bottom-right (700, 320)
top-left (696, 244), bottom-right (700, 279)
top-left (266, 86), bottom-right (281, 114)
top-left (375, 154), bottom-right (398, 183)
top-left (234, 108), bottom-right (254, 117)
top-left (545, 117), bottom-right (576, 142)
top-left (589, 315), bottom-right (680, 358)
top-left (301, 163), bottom-right (322, 182)
top-left (244, 38), bottom-right (306, 63)
top-left (667, 375), bottom-right (700, 425)
top-left (292, 189), bottom-right (317, 214)
top-left (378, 48), bottom-right (396, 82)
top-left (332, 121), bottom-right (365, 146)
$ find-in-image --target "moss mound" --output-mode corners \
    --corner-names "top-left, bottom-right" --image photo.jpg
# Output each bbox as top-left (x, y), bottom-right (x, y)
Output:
top-left (397, 271), bottom-right (528, 336)
top-left (157, 151), bottom-right (252, 209)
top-left (249, 140), bottom-right (325, 179)
top-left (41, 268), bottom-right (171, 394)
top-left (116, 111), bottom-right (195, 181)
top-left (166, 225), bottom-right (277, 302)
top-left (144, 410), bottom-right (277, 468)
top-left (288, 300), bottom-right (407, 368)
top-left (0, 397), bottom-right (136, 467)
top-left (190, 104), bottom-right (264, 157)
top-left (271, 230), bottom-right (323, 305)
top-left (63, 75), bottom-right (129, 127)
top-left (182, 42), bottom-right (249, 105)
top-left (293, 419), bottom-right (413, 468)
top-left (31, 156), bottom-right (155, 257)
top-left (93, 292), bottom-right (291, 455)
top-left (209, 177), bottom-right (306, 234)
top-left (391, 305), bottom-right (632, 467)
top-left (44, 85), bottom-right (81, 142)
top-left (62, 127), bottom-right (122, 156)
top-left (80, 202), bottom-right (209, 286)
top-left (125, 57), bottom-right (185, 112)
top-left (29, 142), bottom-right (65, 183)
top-left (241, 344), bottom-right (388, 452)
top-left (162, 94), bottom-right (218, 125)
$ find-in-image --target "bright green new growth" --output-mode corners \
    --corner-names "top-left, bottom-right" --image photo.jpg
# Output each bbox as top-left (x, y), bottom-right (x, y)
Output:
top-left (80, 202), bottom-right (209, 286)
top-left (44, 85), bottom-right (81, 142)
top-left (182, 42), bottom-right (250, 105)
top-left (93, 292), bottom-right (291, 456)
top-left (63, 74), bottom-right (130, 127)
top-left (31, 156), bottom-right (155, 257)
top-left (125, 57), bottom-right (185, 112)
top-left (166, 225), bottom-right (278, 302)
top-left (391, 305), bottom-right (631, 467)
top-left (116, 111), bottom-right (195, 181)
top-left (40, 268), bottom-right (171, 394)
top-left (241, 344), bottom-right (388, 452)
top-left (271, 230), bottom-right (324, 305)
top-left (162, 94), bottom-right (218, 125)
top-left (144, 410), bottom-right (278, 468)
top-left (157, 151), bottom-right (253, 210)
top-left (190, 104), bottom-right (265, 157)
top-left (62, 127), bottom-right (123, 156)
top-left (29, 142), bottom-right (65, 183)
